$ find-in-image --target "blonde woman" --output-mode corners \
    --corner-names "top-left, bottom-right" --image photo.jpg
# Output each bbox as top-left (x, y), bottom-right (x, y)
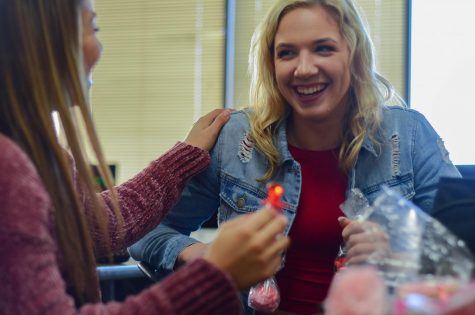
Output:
top-left (0, 0), bottom-right (290, 314)
top-left (130, 0), bottom-right (460, 314)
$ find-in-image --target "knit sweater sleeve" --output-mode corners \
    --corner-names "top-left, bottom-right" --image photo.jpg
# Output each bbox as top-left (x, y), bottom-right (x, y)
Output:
top-left (0, 136), bottom-right (242, 315)
top-left (86, 142), bottom-right (211, 253)
top-left (81, 259), bottom-right (243, 315)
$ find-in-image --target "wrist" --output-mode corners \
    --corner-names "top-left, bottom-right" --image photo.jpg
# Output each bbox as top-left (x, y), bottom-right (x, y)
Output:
top-left (176, 243), bottom-right (208, 269)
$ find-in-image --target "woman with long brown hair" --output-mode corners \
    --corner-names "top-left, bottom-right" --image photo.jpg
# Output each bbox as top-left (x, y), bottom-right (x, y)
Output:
top-left (0, 0), bottom-right (290, 314)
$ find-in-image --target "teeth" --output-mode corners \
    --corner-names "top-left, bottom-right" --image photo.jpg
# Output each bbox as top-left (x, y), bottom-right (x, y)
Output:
top-left (297, 86), bottom-right (317, 95)
top-left (296, 85), bottom-right (326, 95)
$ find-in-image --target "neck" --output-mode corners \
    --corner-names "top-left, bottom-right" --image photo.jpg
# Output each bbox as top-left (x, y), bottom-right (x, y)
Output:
top-left (287, 116), bottom-right (343, 151)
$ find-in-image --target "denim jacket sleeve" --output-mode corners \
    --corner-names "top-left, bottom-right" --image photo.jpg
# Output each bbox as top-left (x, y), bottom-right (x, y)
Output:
top-left (411, 111), bottom-right (461, 212)
top-left (128, 140), bottom-right (222, 277)
top-left (351, 107), bottom-right (461, 213)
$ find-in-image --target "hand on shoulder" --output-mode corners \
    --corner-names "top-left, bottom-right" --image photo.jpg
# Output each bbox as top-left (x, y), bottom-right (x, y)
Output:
top-left (184, 108), bottom-right (231, 151)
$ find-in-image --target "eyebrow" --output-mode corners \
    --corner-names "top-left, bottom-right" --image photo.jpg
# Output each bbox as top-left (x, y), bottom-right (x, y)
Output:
top-left (275, 37), bottom-right (338, 49)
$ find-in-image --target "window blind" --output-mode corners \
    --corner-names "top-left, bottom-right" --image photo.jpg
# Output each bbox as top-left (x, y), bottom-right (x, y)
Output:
top-left (91, 0), bottom-right (225, 183)
top-left (357, 0), bottom-right (406, 98)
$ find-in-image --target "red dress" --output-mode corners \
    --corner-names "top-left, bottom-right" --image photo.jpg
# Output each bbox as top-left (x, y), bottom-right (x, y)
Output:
top-left (276, 144), bottom-right (347, 314)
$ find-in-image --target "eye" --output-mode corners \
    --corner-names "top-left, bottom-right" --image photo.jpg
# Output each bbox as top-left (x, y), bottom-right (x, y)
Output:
top-left (276, 49), bottom-right (295, 59)
top-left (315, 45), bottom-right (335, 55)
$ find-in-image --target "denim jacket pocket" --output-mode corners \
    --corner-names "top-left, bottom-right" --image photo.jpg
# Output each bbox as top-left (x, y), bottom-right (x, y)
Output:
top-left (218, 173), bottom-right (266, 223)
top-left (360, 172), bottom-right (416, 203)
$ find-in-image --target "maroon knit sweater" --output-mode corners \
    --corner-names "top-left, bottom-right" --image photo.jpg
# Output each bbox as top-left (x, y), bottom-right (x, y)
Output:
top-left (0, 134), bottom-right (242, 315)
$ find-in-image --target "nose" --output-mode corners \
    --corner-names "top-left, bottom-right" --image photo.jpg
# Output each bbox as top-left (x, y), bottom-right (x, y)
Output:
top-left (294, 52), bottom-right (318, 79)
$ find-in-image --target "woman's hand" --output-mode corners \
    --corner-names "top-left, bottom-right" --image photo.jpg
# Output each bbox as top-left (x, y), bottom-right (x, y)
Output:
top-left (204, 207), bottom-right (290, 290)
top-left (184, 108), bottom-right (231, 151)
top-left (339, 217), bottom-right (390, 266)
top-left (176, 243), bottom-right (209, 268)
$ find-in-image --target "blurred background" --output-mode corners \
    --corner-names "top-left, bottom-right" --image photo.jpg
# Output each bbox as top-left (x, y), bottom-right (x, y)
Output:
top-left (91, 0), bottom-right (414, 184)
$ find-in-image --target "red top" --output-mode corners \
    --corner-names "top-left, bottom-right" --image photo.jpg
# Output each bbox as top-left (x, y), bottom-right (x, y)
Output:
top-left (0, 135), bottom-right (241, 315)
top-left (276, 144), bottom-right (347, 315)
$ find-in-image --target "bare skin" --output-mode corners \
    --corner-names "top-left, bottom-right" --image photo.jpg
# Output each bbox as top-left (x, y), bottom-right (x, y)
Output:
top-left (205, 208), bottom-right (290, 290)
top-left (339, 217), bottom-right (390, 265)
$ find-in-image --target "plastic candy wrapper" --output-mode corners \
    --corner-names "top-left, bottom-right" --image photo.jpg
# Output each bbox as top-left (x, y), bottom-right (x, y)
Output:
top-left (363, 186), bottom-right (474, 288)
top-left (334, 189), bottom-right (371, 271)
top-left (248, 276), bottom-right (281, 312)
top-left (248, 183), bottom-right (285, 312)
top-left (327, 186), bottom-right (475, 315)
top-left (340, 188), bottom-right (371, 220)
top-left (358, 186), bottom-right (474, 314)
top-left (325, 266), bottom-right (389, 315)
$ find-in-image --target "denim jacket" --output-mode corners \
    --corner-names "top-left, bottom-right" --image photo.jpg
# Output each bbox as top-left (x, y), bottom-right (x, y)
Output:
top-left (129, 106), bottom-right (460, 312)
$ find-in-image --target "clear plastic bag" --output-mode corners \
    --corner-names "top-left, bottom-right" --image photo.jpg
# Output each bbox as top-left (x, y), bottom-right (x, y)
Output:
top-left (248, 276), bottom-right (280, 312)
top-left (340, 188), bottom-right (371, 220)
top-left (364, 186), bottom-right (474, 288)
top-left (334, 189), bottom-right (371, 271)
top-left (326, 186), bottom-right (475, 315)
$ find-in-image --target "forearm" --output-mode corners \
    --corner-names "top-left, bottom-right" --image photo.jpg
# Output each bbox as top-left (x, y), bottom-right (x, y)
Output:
top-left (128, 224), bottom-right (203, 275)
top-left (95, 142), bottom-right (210, 253)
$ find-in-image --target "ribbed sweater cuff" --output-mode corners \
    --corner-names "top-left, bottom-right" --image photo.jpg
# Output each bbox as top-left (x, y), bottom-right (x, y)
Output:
top-left (158, 258), bottom-right (242, 315)
top-left (154, 142), bottom-right (210, 182)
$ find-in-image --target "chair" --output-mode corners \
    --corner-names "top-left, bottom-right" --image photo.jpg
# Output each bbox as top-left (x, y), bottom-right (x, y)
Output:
top-left (97, 263), bottom-right (147, 301)
top-left (432, 177), bottom-right (475, 256)
top-left (137, 261), bottom-right (161, 282)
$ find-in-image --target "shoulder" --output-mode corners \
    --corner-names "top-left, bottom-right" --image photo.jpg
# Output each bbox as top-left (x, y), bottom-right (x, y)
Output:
top-left (380, 105), bottom-right (433, 131)
top-left (381, 105), bottom-right (427, 121)
top-left (209, 109), bottom-right (254, 165)
top-left (376, 105), bottom-right (444, 153)
top-left (0, 134), bottom-right (50, 217)
top-left (0, 134), bottom-right (38, 178)
top-left (219, 109), bottom-right (251, 139)
top-left (224, 109), bottom-right (251, 129)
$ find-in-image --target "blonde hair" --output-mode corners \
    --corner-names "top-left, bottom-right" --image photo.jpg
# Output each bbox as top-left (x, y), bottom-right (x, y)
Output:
top-left (248, 0), bottom-right (404, 181)
top-left (0, 0), bottom-right (121, 305)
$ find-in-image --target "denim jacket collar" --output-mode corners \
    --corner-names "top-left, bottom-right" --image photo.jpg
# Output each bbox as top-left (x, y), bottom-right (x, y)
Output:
top-left (276, 119), bottom-right (293, 163)
top-left (275, 118), bottom-right (379, 159)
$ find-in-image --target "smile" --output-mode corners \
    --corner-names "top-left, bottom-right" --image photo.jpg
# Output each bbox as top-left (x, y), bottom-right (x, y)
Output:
top-left (294, 84), bottom-right (328, 96)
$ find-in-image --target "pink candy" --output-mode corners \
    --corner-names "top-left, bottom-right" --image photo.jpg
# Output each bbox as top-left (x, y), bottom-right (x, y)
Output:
top-left (248, 278), bottom-right (280, 312)
top-left (324, 266), bottom-right (388, 315)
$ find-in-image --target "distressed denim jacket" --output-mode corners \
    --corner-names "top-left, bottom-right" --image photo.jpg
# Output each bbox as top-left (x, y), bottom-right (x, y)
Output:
top-left (129, 106), bottom-right (460, 313)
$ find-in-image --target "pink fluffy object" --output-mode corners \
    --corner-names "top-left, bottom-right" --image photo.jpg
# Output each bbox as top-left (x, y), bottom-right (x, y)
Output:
top-left (324, 266), bottom-right (388, 315)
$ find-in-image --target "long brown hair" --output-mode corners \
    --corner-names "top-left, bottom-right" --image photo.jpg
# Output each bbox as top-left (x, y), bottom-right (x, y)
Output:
top-left (0, 0), bottom-right (120, 305)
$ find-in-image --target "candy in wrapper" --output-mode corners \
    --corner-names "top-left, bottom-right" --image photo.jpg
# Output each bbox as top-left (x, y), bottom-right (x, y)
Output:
top-left (248, 183), bottom-right (285, 312)
top-left (334, 189), bottom-right (371, 271)
top-left (264, 183), bottom-right (286, 211)
top-left (324, 266), bottom-right (388, 315)
top-left (334, 245), bottom-right (348, 272)
top-left (248, 276), bottom-right (280, 312)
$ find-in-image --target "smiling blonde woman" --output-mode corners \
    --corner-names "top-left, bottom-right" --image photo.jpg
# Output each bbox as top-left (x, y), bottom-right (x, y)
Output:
top-left (130, 1), bottom-right (460, 314)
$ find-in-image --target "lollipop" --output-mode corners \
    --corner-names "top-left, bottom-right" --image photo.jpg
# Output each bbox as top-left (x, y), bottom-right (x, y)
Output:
top-left (264, 183), bottom-right (286, 211)
top-left (248, 183), bottom-right (286, 312)
top-left (248, 277), bottom-right (281, 312)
